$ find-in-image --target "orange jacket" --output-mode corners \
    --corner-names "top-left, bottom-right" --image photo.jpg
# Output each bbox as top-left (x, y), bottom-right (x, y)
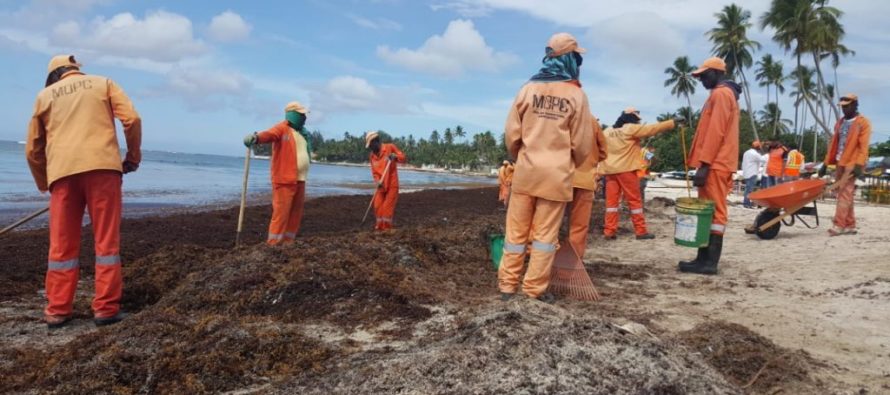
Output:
top-left (688, 83), bottom-right (740, 173)
top-left (370, 143), bottom-right (406, 191)
top-left (505, 81), bottom-right (594, 202)
top-left (256, 121), bottom-right (309, 184)
top-left (766, 146), bottom-right (787, 177)
top-left (825, 116), bottom-right (872, 167)
top-left (599, 120), bottom-right (675, 176)
top-left (26, 72), bottom-right (141, 192)
top-left (572, 120), bottom-right (607, 191)
top-left (784, 149), bottom-right (805, 177)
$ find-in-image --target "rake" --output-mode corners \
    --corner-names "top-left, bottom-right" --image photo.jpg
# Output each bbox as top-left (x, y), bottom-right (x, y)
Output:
top-left (548, 243), bottom-right (599, 301)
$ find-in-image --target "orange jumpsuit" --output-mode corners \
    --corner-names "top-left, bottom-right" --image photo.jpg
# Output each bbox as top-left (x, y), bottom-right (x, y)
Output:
top-left (26, 70), bottom-right (142, 320)
top-left (370, 143), bottom-right (406, 230)
top-left (497, 163), bottom-right (515, 206)
top-left (500, 81), bottom-right (594, 298)
top-left (256, 121), bottom-right (310, 245)
top-left (824, 116), bottom-right (872, 229)
top-left (599, 120), bottom-right (675, 237)
top-left (567, 121), bottom-right (607, 255)
top-left (688, 83), bottom-right (740, 235)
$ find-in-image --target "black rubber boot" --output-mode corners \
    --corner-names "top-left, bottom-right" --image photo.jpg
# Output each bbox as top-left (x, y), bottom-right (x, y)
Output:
top-left (678, 247), bottom-right (707, 271)
top-left (681, 234), bottom-right (722, 275)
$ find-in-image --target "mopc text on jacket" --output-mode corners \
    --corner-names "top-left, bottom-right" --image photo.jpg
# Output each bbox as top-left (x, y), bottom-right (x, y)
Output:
top-left (52, 79), bottom-right (94, 100)
top-left (532, 94), bottom-right (573, 121)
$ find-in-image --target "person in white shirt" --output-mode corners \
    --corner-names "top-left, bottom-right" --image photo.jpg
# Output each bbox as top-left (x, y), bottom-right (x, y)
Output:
top-left (741, 140), bottom-right (765, 208)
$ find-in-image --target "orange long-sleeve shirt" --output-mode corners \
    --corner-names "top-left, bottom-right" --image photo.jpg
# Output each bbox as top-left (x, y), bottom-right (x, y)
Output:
top-left (688, 83), bottom-right (740, 173)
top-left (572, 120), bottom-right (607, 191)
top-left (26, 72), bottom-right (141, 192)
top-left (256, 121), bottom-right (308, 185)
top-left (825, 116), bottom-right (871, 168)
top-left (505, 81), bottom-right (594, 202)
top-left (370, 143), bottom-right (406, 190)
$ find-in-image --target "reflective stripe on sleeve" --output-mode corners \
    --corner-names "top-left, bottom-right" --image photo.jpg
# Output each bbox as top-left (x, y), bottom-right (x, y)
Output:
top-left (48, 258), bottom-right (79, 271)
top-left (531, 240), bottom-right (557, 253)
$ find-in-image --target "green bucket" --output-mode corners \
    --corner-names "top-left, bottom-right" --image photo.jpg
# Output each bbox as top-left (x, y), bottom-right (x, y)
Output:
top-left (489, 234), bottom-right (504, 270)
top-left (674, 198), bottom-right (715, 248)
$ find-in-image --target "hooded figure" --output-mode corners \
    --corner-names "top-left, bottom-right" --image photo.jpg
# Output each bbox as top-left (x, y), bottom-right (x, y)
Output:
top-left (498, 32), bottom-right (595, 302)
top-left (680, 57), bottom-right (741, 275)
top-left (243, 101), bottom-right (312, 245)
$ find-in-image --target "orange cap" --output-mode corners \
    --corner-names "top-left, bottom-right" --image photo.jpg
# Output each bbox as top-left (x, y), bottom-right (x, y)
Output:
top-left (285, 101), bottom-right (309, 114)
top-left (838, 93), bottom-right (858, 105)
top-left (547, 33), bottom-right (586, 57)
top-left (364, 131), bottom-right (379, 148)
top-left (691, 57), bottom-right (726, 76)
top-left (623, 106), bottom-right (640, 116)
top-left (47, 54), bottom-right (81, 73)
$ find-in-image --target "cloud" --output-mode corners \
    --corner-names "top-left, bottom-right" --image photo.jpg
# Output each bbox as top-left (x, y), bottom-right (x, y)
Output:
top-left (347, 14), bottom-right (402, 31)
top-left (429, 2), bottom-right (492, 18)
top-left (376, 19), bottom-right (517, 77)
top-left (585, 12), bottom-right (685, 68)
top-left (308, 76), bottom-right (419, 121)
top-left (208, 10), bottom-right (252, 43)
top-left (49, 10), bottom-right (207, 63)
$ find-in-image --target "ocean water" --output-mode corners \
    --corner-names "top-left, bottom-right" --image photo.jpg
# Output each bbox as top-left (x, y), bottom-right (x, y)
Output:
top-left (0, 140), bottom-right (494, 225)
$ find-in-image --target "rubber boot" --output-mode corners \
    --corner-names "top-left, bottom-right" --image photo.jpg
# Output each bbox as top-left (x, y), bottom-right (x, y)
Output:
top-left (681, 234), bottom-right (722, 275)
top-left (678, 247), bottom-right (707, 271)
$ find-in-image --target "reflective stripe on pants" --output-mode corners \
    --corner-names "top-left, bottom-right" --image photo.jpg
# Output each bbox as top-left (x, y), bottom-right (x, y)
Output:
top-left (604, 171), bottom-right (648, 236)
top-left (833, 168), bottom-right (857, 229)
top-left (373, 185), bottom-right (399, 231)
top-left (267, 181), bottom-right (305, 245)
top-left (697, 168), bottom-right (733, 235)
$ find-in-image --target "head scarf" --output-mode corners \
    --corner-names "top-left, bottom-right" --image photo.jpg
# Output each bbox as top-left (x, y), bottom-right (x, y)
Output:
top-left (286, 111), bottom-right (312, 155)
top-left (529, 49), bottom-right (581, 82)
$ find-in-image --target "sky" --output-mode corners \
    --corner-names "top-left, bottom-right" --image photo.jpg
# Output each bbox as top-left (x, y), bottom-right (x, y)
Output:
top-left (0, 0), bottom-right (888, 156)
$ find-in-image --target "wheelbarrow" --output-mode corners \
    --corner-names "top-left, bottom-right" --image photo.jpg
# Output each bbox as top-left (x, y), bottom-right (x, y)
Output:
top-left (744, 176), bottom-right (849, 239)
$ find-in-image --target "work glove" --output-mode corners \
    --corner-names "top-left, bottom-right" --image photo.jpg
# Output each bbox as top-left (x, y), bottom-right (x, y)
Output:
top-left (852, 165), bottom-right (863, 178)
top-left (673, 116), bottom-right (687, 128)
top-left (122, 160), bottom-right (139, 174)
top-left (388, 153), bottom-right (397, 161)
top-left (693, 164), bottom-right (710, 187)
top-left (817, 165), bottom-right (827, 178)
top-left (243, 132), bottom-right (258, 148)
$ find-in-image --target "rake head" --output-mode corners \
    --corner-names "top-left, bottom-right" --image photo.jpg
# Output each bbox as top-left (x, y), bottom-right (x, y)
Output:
top-left (548, 243), bottom-right (600, 301)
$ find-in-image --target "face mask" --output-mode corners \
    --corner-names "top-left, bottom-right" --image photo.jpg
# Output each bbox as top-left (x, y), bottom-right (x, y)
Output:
top-left (285, 111), bottom-right (306, 130)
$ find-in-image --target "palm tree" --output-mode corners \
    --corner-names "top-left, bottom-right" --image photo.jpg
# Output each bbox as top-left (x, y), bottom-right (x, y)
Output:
top-left (454, 125), bottom-right (466, 141)
top-left (755, 54), bottom-right (776, 104)
top-left (789, 65), bottom-right (831, 138)
top-left (664, 56), bottom-right (696, 124)
top-left (757, 103), bottom-right (792, 136)
top-left (760, 0), bottom-right (847, 137)
top-left (708, 3), bottom-right (762, 141)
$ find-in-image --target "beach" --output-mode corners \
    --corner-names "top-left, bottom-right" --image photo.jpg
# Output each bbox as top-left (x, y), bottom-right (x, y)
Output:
top-left (1, 185), bottom-right (888, 393)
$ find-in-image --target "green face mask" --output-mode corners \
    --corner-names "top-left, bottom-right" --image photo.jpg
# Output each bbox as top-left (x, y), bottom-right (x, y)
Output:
top-left (285, 111), bottom-right (306, 130)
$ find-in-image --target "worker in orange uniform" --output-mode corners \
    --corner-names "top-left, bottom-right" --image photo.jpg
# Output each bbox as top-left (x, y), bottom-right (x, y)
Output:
top-left (566, 118), bottom-right (607, 257)
top-left (497, 160), bottom-right (515, 207)
top-left (783, 143), bottom-right (805, 181)
top-left (818, 94), bottom-right (871, 236)
top-left (679, 57), bottom-right (741, 275)
top-left (765, 141), bottom-right (787, 187)
top-left (638, 146), bottom-right (657, 203)
top-left (365, 131), bottom-right (406, 231)
top-left (26, 55), bottom-right (141, 328)
top-left (243, 102), bottom-right (312, 245)
top-left (599, 107), bottom-right (679, 240)
top-left (499, 32), bottom-right (594, 303)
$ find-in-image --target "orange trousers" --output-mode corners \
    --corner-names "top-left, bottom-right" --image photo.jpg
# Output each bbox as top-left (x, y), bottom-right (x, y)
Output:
top-left (373, 185), bottom-right (399, 230)
top-left (604, 171), bottom-right (647, 236)
top-left (498, 192), bottom-right (566, 298)
top-left (833, 168), bottom-right (857, 229)
top-left (697, 168), bottom-right (733, 235)
top-left (268, 182), bottom-right (305, 245)
top-left (46, 170), bottom-right (122, 319)
top-left (567, 188), bottom-right (594, 257)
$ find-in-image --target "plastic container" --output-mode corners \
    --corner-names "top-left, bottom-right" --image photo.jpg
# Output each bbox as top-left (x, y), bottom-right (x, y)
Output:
top-left (674, 197), bottom-right (715, 248)
top-left (489, 234), bottom-right (504, 270)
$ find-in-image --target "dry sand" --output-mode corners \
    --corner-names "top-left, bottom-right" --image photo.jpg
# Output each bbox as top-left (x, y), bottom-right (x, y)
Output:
top-left (1, 185), bottom-right (887, 394)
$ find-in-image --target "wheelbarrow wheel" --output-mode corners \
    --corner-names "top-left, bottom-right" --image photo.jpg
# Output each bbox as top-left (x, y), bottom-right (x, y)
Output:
top-left (754, 210), bottom-right (781, 240)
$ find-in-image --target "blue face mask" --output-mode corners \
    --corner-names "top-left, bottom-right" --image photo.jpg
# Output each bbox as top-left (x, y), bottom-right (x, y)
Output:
top-left (285, 111), bottom-right (306, 130)
top-left (529, 49), bottom-right (581, 82)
